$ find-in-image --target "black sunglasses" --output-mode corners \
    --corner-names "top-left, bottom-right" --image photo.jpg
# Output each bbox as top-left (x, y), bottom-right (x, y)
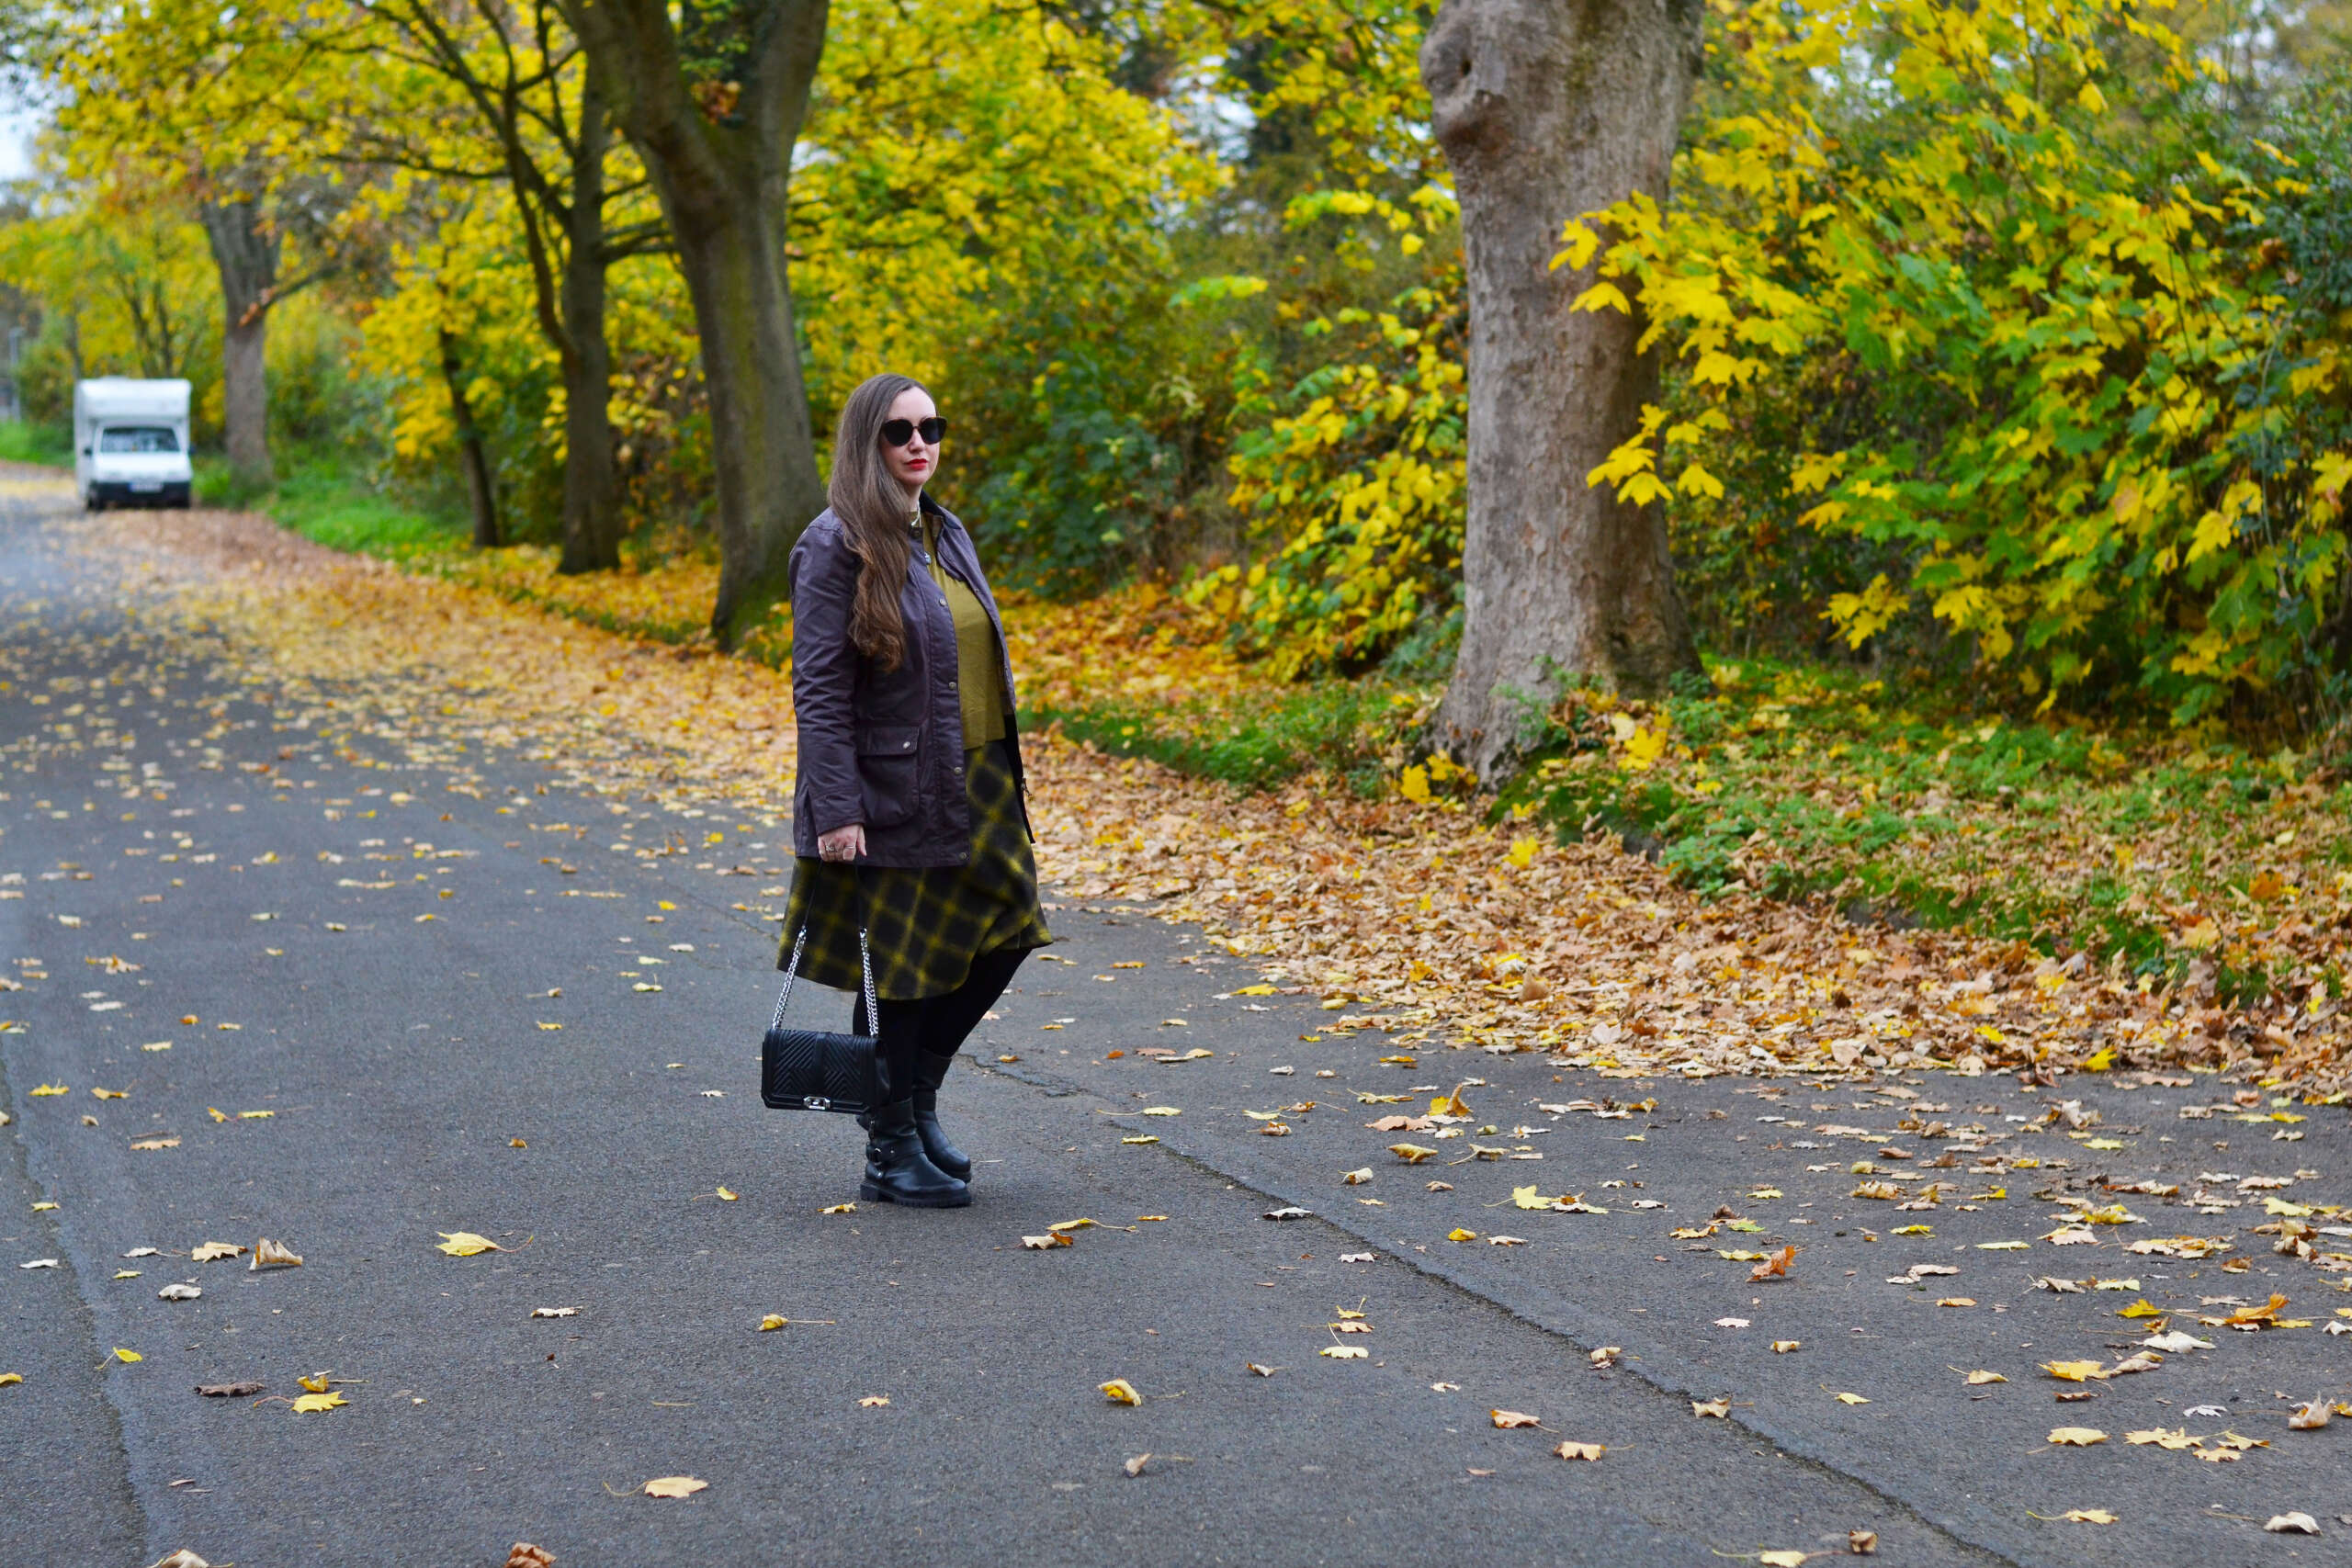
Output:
top-left (880, 416), bottom-right (947, 447)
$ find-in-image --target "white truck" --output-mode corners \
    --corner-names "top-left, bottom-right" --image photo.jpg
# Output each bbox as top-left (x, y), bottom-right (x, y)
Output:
top-left (74, 378), bottom-right (194, 511)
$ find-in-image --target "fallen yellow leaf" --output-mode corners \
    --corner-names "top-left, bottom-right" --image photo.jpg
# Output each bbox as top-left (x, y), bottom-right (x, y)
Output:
top-left (2049, 1427), bottom-right (2109, 1446)
top-left (716, 1186), bottom-right (738, 1201)
top-left (1101, 1378), bottom-right (1144, 1405)
top-left (2042, 1360), bottom-right (2108, 1382)
top-left (290, 1390), bottom-right (346, 1413)
top-left (112, 1348), bottom-right (141, 1363)
top-left (1491, 1409), bottom-right (1542, 1429)
top-left (1965, 1371), bottom-right (2007, 1385)
top-left (1835, 1392), bottom-right (1869, 1405)
top-left (759, 1314), bottom-right (787, 1331)
top-left (2060, 1509), bottom-right (2117, 1524)
top-left (643, 1475), bottom-right (707, 1497)
top-left (1554, 1440), bottom-right (1604, 1461)
top-left (435, 1232), bottom-right (502, 1257)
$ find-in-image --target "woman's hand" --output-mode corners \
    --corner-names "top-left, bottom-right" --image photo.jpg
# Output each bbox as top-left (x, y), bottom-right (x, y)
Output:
top-left (818, 824), bottom-right (866, 863)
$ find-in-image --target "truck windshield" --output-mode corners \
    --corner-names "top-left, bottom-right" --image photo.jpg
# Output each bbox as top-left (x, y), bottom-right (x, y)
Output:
top-left (97, 426), bottom-right (178, 454)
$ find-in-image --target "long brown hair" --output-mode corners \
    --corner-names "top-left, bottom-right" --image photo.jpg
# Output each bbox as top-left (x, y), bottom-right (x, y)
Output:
top-left (831, 372), bottom-right (929, 671)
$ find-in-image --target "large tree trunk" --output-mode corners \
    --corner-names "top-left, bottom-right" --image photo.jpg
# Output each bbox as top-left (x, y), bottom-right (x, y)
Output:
top-left (437, 321), bottom-right (502, 548)
top-left (198, 200), bottom-right (280, 491)
top-left (565, 0), bottom-right (829, 647)
top-left (1420, 0), bottom-right (1704, 784)
top-left (558, 77), bottom-right (623, 575)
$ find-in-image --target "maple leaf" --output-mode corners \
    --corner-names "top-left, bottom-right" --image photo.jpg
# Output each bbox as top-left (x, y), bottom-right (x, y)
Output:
top-left (435, 1232), bottom-right (503, 1257)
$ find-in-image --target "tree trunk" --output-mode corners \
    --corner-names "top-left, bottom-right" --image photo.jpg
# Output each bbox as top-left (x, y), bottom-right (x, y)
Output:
top-left (438, 321), bottom-right (502, 548)
top-left (198, 200), bottom-right (281, 491)
top-left (1420, 0), bottom-right (1704, 783)
top-left (558, 77), bottom-right (623, 574)
top-left (565, 0), bottom-right (829, 647)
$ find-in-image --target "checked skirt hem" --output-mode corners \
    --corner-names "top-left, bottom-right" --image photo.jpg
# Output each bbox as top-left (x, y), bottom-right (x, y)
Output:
top-left (780, 737), bottom-right (1053, 1001)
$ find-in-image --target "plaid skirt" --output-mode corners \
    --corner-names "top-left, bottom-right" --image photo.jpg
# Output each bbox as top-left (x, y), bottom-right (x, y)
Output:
top-left (779, 738), bottom-right (1054, 1000)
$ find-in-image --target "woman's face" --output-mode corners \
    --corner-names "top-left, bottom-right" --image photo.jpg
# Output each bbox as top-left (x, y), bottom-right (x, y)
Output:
top-left (882, 386), bottom-right (939, 498)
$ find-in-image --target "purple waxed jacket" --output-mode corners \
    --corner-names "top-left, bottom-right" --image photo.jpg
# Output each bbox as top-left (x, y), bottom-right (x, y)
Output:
top-left (787, 494), bottom-right (1031, 866)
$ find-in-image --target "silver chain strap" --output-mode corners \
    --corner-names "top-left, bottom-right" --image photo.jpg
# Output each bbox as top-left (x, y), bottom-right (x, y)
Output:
top-left (772, 922), bottom-right (877, 1037)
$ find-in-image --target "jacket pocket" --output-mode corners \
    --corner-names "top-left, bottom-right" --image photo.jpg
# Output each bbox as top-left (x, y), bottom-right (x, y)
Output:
top-left (854, 724), bottom-right (922, 829)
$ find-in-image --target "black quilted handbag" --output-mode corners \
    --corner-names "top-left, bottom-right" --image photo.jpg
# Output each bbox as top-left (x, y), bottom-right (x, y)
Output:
top-left (760, 923), bottom-right (881, 1115)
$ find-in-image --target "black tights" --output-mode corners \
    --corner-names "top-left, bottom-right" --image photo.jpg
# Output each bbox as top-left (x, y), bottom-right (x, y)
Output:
top-left (853, 946), bottom-right (1030, 1094)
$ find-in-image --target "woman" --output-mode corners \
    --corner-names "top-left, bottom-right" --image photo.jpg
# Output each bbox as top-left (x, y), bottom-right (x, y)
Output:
top-left (782, 372), bottom-right (1052, 1209)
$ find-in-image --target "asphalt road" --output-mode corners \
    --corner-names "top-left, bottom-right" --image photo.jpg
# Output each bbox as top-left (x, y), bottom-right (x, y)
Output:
top-left (0, 479), bottom-right (2345, 1568)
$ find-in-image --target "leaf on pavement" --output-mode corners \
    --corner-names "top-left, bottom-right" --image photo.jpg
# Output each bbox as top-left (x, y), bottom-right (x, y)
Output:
top-left (1554, 1441), bottom-right (1604, 1461)
top-left (157, 1283), bottom-right (200, 1301)
top-left (1101, 1379), bottom-right (1143, 1404)
top-left (290, 1390), bottom-right (346, 1413)
top-left (251, 1237), bottom-right (302, 1270)
top-left (1748, 1245), bottom-right (1798, 1281)
top-left (1691, 1398), bottom-right (1730, 1418)
top-left (1320, 1346), bottom-right (1368, 1359)
top-left (2125, 1428), bottom-right (2199, 1449)
top-left (1491, 1409), bottom-right (1541, 1428)
top-left (2266, 1513), bottom-right (2321, 1534)
top-left (1758, 1551), bottom-right (1808, 1566)
top-left (820, 1203), bottom-right (856, 1215)
top-left (2060, 1509), bottom-right (2117, 1524)
top-left (1965, 1371), bottom-right (2007, 1384)
top-left (1391, 1144), bottom-right (1439, 1163)
top-left (190, 1242), bottom-right (244, 1262)
top-left (1021, 1234), bottom-right (1071, 1249)
top-left (2043, 1360), bottom-right (2108, 1382)
top-left (1340, 1168), bottom-right (1374, 1185)
top-left (435, 1232), bottom-right (503, 1257)
top-left (195, 1381), bottom-right (263, 1397)
top-left (1772, 1340), bottom-right (1802, 1353)
top-left (1123, 1453), bottom-right (1150, 1477)
top-left (1835, 1392), bottom-right (1870, 1405)
top-left (2220, 1292), bottom-right (2288, 1326)
top-left (642, 1476), bottom-right (708, 1498)
top-left (858, 1396), bottom-right (891, 1408)
top-left (112, 1348), bottom-right (141, 1363)
top-left (2048, 1427), bottom-right (2109, 1446)
top-left (530, 1306), bottom-right (578, 1319)
top-left (2288, 1397), bottom-right (2332, 1430)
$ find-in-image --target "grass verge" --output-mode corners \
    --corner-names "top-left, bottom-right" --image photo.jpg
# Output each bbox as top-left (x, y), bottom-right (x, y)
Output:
top-left (0, 420), bottom-right (73, 468)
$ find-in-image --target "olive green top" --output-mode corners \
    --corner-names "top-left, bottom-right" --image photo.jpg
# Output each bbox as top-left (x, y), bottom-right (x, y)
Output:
top-left (921, 514), bottom-right (1010, 750)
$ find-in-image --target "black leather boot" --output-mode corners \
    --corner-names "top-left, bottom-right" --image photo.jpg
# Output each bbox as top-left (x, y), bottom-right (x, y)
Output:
top-left (910, 1047), bottom-right (971, 1182)
top-left (860, 1097), bottom-right (970, 1207)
